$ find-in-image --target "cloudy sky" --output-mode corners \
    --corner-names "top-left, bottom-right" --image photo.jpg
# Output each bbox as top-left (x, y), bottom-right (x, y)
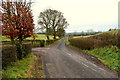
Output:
top-left (31, 0), bottom-right (119, 33)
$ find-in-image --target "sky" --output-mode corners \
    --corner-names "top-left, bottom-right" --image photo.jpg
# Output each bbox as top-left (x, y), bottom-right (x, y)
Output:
top-left (31, 0), bottom-right (119, 33)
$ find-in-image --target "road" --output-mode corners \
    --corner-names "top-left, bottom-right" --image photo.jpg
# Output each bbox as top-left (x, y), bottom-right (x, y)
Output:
top-left (32, 39), bottom-right (118, 78)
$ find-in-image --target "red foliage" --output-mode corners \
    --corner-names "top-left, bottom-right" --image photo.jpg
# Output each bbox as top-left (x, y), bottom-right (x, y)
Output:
top-left (2, 1), bottom-right (34, 41)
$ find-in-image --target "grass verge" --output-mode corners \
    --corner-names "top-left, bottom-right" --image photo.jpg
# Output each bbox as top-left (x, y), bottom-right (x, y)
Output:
top-left (83, 46), bottom-right (120, 71)
top-left (45, 38), bottom-right (62, 47)
top-left (66, 38), bottom-right (120, 72)
top-left (2, 54), bottom-right (36, 78)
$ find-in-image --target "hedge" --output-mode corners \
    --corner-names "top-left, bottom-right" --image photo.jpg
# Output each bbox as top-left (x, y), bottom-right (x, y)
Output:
top-left (2, 43), bottom-right (32, 69)
top-left (2, 44), bottom-right (17, 69)
top-left (16, 43), bottom-right (32, 59)
top-left (69, 32), bottom-right (119, 50)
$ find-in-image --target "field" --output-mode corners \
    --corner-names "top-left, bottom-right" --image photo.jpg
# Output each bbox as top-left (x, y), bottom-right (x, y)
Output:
top-left (73, 35), bottom-right (92, 38)
top-left (73, 30), bottom-right (119, 39)
top-left (68, 30), bottom-right (120, 71)
top-left (25, 34), bottom-right (59, 40)
top-left (1, 34), bottom-right (59, 41)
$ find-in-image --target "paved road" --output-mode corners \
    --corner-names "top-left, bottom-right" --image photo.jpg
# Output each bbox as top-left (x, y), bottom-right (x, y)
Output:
top-left (32, 39), bottom-right (118, 78)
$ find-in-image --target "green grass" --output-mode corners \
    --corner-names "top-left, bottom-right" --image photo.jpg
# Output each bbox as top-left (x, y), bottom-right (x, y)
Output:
top-left (73, 35), bottom-right (92, 38)
top-left (25, 34), bottom-right (52, 40)
top-left (83, 46), bottom-right (120, 71)
top-left (45, 38), bottom-right (62, 47)
top-left (25, 34), bottom-right (59, 40)
top-left (2, 54), bottom-right (36, 78)
top-left (1, 34), bottom-right (59, 41)
top-left (1, 36), bottom-right (10, 41)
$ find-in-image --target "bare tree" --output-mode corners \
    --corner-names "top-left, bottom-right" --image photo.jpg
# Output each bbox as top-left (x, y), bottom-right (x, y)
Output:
top-left (38, 9), bottom-right (69, 40)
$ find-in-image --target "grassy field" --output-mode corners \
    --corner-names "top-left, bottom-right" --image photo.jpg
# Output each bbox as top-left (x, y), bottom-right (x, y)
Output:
top-left (73, 30), bottom-right (119, 39)
top-left (67, 30), bottom-right (120, 71)
top-left (73, 35), bottom-right (91, 38)
top-left (1, 34), bottom-right (59, 41)
top-left (25, 34), bottom-right (59, 40)
top-left (1, 36), bottom-right (11, 41)
top-left (96, 30), bottom-right (119, 36)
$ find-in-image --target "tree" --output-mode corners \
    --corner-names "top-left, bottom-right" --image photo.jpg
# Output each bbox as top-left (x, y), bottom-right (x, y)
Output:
top-left (2, 0), bottom-right (34, 43)
top-left (38, 9), bottom-right (68, 40)
top-left (56, 28), bottom-right (65, 38)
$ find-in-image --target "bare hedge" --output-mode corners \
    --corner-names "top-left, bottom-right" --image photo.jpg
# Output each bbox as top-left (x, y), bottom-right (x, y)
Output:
top-left (69, 32), bottom-right (119, 50)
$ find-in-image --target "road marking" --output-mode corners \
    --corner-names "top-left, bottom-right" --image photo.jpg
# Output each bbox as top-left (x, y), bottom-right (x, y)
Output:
top-left (82, 62), bottom-right (98, 72)
top-left (98, 68), bottom-right (106, 71)
top-left (68, 54), bottom-right (72, 56)
top-left (91, 68), bottom-right (97, 72)
top-left (82, 63), bottom-right (88, 67)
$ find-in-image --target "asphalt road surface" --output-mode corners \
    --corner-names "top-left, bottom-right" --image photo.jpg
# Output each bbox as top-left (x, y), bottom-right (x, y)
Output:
top-left (32, 39), bottom-right (118, 78)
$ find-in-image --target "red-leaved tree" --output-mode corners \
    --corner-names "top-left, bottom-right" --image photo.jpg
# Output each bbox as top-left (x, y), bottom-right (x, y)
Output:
top-left (2, 0), bottom-right (34, 43)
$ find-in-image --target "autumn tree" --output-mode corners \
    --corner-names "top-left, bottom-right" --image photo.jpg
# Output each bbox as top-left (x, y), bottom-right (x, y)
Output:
top-left (38, 9), bottom-right (68, 40)
top-left (2, 0), bottom-right (34, 43)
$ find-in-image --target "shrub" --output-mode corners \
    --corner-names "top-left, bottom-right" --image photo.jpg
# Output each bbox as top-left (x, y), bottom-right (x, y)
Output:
top-left (16, 43), bottom-right (32, 59)
top-left (31, 40), bottom-right (40, 47)
top-left (46, 40), bottom-right (54, 45)
top-left (23, 43), bottom-right (32, 56)
top-left (24, 40), bottom-right (46, 47)
top-left (40, 40), bottom-right (45, 47)
top-left (16, 43), bottom-right (26, 59)
top-left (2, 44), bottom-right (17, 69)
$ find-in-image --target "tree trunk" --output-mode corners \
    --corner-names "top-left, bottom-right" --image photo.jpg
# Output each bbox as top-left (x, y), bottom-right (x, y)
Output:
top-left (53, 28), bottom-right (56, 40)
top-left (46, 35), bottom-right (50, 40)
top-left (18, 35), bottom-right (23, 44)
top-left (10, 36), bottom-right (15, 44)
top-left (53, 33), bottom-right (56, 40)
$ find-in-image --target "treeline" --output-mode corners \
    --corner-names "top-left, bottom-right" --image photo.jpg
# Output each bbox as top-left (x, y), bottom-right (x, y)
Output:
top-left (71, 31), bottom-right (102, 36)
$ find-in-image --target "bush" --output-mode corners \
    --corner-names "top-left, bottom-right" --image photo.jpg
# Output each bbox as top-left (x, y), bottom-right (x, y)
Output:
top-left (40, 40), bottom-right (45, 47)
top-left (16, 43), bottom-right (25, 59)
top-left (23, 43), bottom-right (32, 56)
top-left (16, 43), bottom-right (32, 59)
top-left (2, 44), bottom-right (17, 69)
top-left (46, 40), bottom-right (54, 45)
top-left (24, 40), bottom-right (46, 47)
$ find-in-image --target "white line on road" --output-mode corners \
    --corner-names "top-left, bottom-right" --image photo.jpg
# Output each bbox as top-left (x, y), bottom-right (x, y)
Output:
top-left (91, 68), bottom-right (97, 72)
top-left (82, 63), bottom-right (89, 67)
